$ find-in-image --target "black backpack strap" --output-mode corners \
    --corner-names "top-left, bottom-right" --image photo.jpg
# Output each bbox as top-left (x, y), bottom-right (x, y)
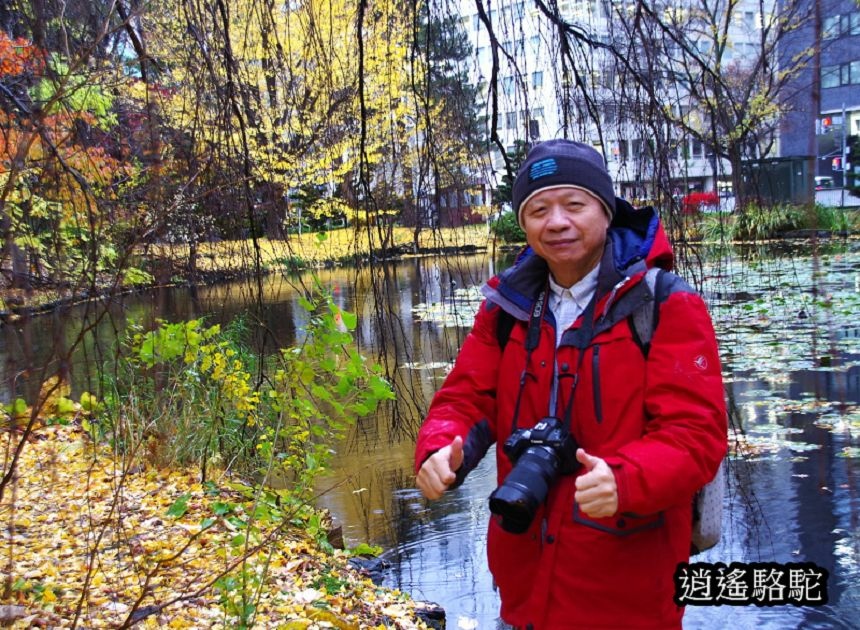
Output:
top-left (629, 268), bottom-right (668, 358)
top-left (496, 309), bottom-right (517, 351)
top-left (496, 283), bottom-right (549, 352)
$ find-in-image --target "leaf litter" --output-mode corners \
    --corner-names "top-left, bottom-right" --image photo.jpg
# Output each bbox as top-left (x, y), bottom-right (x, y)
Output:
top-left (1, 424), bottom-right (431, 629)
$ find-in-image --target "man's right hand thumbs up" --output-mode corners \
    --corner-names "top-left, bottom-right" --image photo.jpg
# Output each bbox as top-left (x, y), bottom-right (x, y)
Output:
top-left (417, 435), bottom-right (464, 500)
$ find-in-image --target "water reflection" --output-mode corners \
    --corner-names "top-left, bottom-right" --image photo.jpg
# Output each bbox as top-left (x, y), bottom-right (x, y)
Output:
top-left (1, 243), bottom-right (858, 628)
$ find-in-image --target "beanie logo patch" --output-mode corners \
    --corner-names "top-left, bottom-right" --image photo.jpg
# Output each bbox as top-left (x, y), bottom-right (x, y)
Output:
top-left (529, 158), bottom-right (558, 181)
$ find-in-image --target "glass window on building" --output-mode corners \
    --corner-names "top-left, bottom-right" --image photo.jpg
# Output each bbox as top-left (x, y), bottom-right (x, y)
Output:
top-left (532, 71), bottom-right (544, 89)
top-left (851, 12), bottom-right (860, 35)
top-left (502, 76), bottom-right (515, 96)
top-left (823, 15), bottom-right (840, 38)
top-left (850, 61), bottom-right (860, 84)
top-left (492, 148), bottom-right (504, 168)
top-left (533, 107), bottom-right (544, 119)
top-left (841, 64), bottom-right (852, 85)
top-left (506, 111), bottom-right (517, 129)
top-left (571, 0), bottom-right (596, 20)
top-left (822, 65), bottom-right (840, 88)
top-left (692, 138), bottom-right (703, 157)
top-left (645, 139), bottom-right (656, 158)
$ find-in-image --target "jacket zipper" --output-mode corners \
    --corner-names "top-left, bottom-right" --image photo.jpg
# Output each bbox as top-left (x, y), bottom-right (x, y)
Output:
top-left (592, 345), bottom-right (603, 423)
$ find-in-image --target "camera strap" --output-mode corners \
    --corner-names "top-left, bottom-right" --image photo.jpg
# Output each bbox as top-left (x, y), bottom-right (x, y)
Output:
top-left (509, 284), bottom-right (548, 432)
top-left (509, 284), bottom-right (599, 434)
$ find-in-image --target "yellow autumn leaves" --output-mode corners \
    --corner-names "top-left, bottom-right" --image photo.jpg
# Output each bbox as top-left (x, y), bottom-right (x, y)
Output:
top-left (1, 424), bottom-right (430, 629)
top-left (148, 224), bottom-right (492, 274)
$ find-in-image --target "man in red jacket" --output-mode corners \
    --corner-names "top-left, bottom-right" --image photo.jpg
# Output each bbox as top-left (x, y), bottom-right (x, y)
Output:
top-left (415, 140), bottom-right (726, 629)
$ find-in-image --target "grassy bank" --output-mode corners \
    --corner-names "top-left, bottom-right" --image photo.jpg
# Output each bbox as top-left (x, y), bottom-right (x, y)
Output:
top-left (0, 225), bottom-right (496, 316)
top-left (147, 225), bottom-right (494, 276)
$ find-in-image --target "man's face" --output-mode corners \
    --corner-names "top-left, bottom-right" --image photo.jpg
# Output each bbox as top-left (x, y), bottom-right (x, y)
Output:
top-left (521, 186), bottom-right (610, 287)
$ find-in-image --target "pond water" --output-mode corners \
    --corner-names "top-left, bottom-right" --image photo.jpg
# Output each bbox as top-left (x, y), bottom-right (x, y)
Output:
top-left (1, 241), bottom-right (858, 629)
top-left (318, 242), bottom-right (860, 630)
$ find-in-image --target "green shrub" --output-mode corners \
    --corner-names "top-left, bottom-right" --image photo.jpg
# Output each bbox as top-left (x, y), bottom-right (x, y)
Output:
top-left (812, 203), bottom-right (850, 233)
top-left (733, 203), bottom-right (805, 240)
top-left (274, 255), bottom-right (307, 271)
top-left (698, 203), bottom-right (856, 242)
top-left (103, 285), bottom-right (394, 501)
top-left (490, 210), bottom-right (525, 243)
top-left (699, 212), bottom-right (736, 243)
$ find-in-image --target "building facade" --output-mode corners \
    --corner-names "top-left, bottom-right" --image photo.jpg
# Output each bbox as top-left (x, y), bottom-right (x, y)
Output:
top-left (456, 0), bottom-right (857, 206)
top-left (779, 0), bottom-right (860, 187)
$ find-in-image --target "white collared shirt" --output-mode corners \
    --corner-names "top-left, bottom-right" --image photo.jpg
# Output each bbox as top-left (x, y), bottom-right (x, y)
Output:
top-left (548, 264), bottom-right (600, 347)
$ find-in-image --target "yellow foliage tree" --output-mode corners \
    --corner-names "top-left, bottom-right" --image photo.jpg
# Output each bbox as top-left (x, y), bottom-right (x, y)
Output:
top-left (141, 0), bottom-right (419, 241)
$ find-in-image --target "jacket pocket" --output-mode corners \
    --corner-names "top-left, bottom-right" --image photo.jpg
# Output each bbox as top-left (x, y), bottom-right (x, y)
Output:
top-left (573, 502), bottom-right (664, 536)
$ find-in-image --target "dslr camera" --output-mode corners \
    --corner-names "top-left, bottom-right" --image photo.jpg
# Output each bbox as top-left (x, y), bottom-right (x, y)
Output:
top-left (488, 417), bottom-right (579, 533)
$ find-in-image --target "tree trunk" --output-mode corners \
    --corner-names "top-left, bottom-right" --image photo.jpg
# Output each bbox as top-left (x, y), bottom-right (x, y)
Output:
top-left (1, 212), bottom-right (30, 291)
top-left (728, 146), bottom-right (748, 212)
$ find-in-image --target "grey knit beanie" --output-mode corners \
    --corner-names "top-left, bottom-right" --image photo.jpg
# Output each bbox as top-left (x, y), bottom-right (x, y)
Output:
top-left (512, 140), bottom-right (616, 227)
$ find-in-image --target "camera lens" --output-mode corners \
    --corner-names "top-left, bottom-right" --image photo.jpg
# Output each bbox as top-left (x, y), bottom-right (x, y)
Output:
top-left (489, 445), bottom-right (560, 533)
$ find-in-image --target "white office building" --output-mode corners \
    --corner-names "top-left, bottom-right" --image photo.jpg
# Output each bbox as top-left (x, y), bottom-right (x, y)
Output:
top-left (456, 0), bottom-right (780, 205)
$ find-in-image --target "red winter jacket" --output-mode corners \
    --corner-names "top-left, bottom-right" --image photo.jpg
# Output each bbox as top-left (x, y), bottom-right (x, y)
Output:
top-left (415, 199), bottom-right (727, 629)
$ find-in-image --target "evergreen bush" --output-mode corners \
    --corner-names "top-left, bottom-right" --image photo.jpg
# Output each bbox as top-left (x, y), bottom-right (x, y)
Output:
top-left (491, 210), bottom-right (526, 243)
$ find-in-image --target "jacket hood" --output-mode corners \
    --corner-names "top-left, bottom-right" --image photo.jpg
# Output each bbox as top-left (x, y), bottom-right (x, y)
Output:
top-left (609, 197), bottom-right (673, 272)
top-left (483, 197), bottom-right (674, 319)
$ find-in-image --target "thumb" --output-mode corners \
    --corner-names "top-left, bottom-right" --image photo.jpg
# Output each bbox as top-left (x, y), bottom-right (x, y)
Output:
top-left (449, 435), bottom-right (465, 470)
top-left (576, 448), bottom-right (600, 471)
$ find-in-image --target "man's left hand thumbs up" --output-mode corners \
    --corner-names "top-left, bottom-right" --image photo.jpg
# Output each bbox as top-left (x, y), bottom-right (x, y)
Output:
top-left (574, 448), bottom-right (618, 518)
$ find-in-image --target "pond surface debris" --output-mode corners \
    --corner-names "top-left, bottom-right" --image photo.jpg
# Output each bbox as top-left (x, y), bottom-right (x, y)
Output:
top-left (1, 423), bottom-right (432, 629)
